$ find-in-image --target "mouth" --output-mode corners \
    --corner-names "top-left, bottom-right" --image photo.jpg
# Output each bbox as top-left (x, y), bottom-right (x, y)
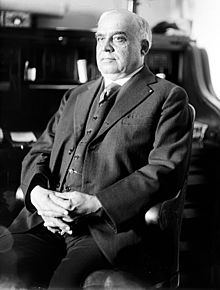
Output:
top-left (101, 57), bottom-right (115, 62)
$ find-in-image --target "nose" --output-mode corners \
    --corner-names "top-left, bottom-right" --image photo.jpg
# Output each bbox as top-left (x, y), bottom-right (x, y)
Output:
top-left (103, 39), bottom-right (114, 52)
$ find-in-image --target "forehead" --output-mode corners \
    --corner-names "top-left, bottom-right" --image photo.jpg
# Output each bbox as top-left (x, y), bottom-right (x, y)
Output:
top-left (97, 12), bottom-right (136, 35)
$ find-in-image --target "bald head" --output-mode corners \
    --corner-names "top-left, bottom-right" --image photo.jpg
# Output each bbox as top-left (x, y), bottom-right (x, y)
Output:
top-left (98, 10), bottom-right (152, 49)
top-left (96, 9), bottom-right (152, 80)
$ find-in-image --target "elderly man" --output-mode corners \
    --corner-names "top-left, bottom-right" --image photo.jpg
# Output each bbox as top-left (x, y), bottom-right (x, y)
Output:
top-left (0, 9), bottom-right (193, 289)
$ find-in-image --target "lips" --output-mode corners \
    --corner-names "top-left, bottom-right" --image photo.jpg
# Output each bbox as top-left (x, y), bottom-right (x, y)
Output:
top-left (101, 58), bottom-right (115, 62)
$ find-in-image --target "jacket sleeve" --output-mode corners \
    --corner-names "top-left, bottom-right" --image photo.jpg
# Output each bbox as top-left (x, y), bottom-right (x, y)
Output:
top-left (95, 86), bottom-right (193, 232)
top-left (20, 89), bottom-right (73, 211)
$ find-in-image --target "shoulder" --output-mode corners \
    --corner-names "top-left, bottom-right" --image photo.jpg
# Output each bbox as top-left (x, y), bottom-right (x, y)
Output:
top-left (155, 76), bottom-right (185, 91)
top-left (67, 80), bottom-right (96, 97)
top-left (151, 77), bottom-right (188, 103)
top-left (139, 66), bottom-right (188, 101)
top-left (65, 79), bottom-right (101, 100)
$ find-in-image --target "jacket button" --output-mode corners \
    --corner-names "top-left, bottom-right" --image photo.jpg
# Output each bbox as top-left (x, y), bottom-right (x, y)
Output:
top-left (56, 182), bottom-right (60, 188)
top-left (68, 149), bottom-right (73, 155)
top-left (73, 154), bottom-right (80, 160)
top-left (65, 185), bottom-right (71, 191)
top-left (87, 129), bottom-right (92, 134)
top-left (68, 168), bottom-right (74, 174)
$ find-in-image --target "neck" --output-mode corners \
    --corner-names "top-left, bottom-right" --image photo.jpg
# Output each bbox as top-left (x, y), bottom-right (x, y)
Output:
top-left (101, 73), bottom-right (127, 81)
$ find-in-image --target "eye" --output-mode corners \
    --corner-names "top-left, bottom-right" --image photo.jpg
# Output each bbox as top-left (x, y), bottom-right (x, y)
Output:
top-left (112, 35), bottom-right (127, 44)
top-left (96, 35), bottom-right (105, 42)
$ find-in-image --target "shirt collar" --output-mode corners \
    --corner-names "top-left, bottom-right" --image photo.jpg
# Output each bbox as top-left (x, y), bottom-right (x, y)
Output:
top-left (103, 65), bottom-right (144, 88)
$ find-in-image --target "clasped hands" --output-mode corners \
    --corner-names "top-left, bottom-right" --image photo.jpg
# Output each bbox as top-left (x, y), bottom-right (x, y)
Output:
top-left (30, 185), bottom-right (102, 235)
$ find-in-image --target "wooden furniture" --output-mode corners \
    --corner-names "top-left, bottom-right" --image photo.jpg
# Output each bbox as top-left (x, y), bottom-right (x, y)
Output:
top-left (0, 27), bottom-right (98, 131)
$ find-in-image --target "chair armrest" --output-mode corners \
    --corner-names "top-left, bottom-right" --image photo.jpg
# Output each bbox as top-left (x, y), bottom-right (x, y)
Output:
top-left (145, 203), bottom-right (161, 225)
top-left (15, 187), bottom-right (24, 201)
top-left (144, 189), bottom-right (184, 230)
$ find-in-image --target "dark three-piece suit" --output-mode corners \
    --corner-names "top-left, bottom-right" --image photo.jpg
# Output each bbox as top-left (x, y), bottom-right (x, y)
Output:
top-left (9, 65), bottom-right (193, 281)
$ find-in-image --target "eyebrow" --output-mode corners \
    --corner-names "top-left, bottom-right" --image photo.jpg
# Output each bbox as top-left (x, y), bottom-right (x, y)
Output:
top-left (95, 31), bottom-right (127, 38)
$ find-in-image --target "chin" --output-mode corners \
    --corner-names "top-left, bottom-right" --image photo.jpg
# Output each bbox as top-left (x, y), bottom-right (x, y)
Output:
top-left (101, 72), bottom-right (122, 81)
top-left (101, 71), bottom-right (119, 76)
top-left (98, 64), bottom-right (119, 74)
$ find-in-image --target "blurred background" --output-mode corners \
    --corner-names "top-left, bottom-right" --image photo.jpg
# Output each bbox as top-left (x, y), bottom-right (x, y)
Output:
top-left (0, 0), bottom-right (220, 288)
top-left (1, 0), bottom-right (219, 96)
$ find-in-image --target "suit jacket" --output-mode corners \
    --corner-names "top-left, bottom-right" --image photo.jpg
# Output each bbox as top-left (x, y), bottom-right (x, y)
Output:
top-left (10, 66), bottom-right (193, 279)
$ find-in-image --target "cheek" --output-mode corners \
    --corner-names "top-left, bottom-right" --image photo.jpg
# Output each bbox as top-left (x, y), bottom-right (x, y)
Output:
top-left (115, 48), bottom-right (130, 65)
top-left (96, 48), bottom-right (101, 61)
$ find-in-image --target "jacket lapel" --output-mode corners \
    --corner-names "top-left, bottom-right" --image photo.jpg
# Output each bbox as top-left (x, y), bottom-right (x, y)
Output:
top-left (73, 77), bottom-right (103, 142)
top-left (93, 66), bottom-right (157, 141)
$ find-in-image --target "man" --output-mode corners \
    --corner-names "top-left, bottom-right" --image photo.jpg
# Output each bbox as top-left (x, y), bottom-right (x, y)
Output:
top-left (0, 9), bottom-right (193, 289)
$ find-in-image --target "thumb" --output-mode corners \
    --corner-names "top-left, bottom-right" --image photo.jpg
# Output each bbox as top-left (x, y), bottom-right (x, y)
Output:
top-left (54, 192), bottom-right (72, 199)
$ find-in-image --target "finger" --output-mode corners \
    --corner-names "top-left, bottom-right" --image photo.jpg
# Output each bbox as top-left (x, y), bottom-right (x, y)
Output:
top-left (62, 216), bottom-right (75, 222)
top-left (55, 192), bottom-right (72, 199)
top-left (43, 221), bottom-right (60, 231)
top-left (44, 218), bottom-right (71, 232)
top-left (36, 201), bottom-right (68, 217)
top-left (49, 194), bottom-right (74, 210)
top-left (60, 229), bottom-right (73, 236)
top-left (54, 192), bottom-right (80, 205)
top-left (40, 210), bottom-right (68, 218)
top-left (43, 220), bottom-right (59, 228)
top-left (45, 226), bottom-right (59, 234)
top-left (48, 197), bottom-right (69, 216)
top-left (43, 220), bottom-right (73, 236)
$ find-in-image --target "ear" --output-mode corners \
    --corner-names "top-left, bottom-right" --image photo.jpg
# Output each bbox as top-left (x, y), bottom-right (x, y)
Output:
top-left (140, 39), bottom-right (149, 55)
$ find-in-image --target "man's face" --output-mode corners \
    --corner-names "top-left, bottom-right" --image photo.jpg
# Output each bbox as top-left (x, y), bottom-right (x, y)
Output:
top-left (96, 12), bottom-right (144, 80)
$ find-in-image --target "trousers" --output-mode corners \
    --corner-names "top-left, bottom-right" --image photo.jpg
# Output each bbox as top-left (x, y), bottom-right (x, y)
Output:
top-left (0, 224), bottom-right (111, 289)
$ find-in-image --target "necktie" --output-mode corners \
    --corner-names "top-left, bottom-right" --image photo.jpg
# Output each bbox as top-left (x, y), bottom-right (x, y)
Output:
top-left (99, 83), bottom-right (121, 105)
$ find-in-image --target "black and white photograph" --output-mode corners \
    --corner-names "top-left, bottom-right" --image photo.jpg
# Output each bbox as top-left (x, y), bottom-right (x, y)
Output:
top-left (0, 0), bottom-right (219, 289)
